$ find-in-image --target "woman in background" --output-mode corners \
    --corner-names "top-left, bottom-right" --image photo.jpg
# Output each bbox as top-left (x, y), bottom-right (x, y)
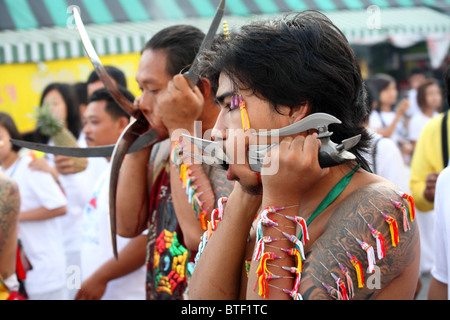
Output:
top-left (0, 112), bottom-right (67, 299)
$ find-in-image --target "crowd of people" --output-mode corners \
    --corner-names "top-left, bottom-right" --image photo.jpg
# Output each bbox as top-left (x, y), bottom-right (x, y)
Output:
top-left (0, 10), bottom-right (449, 300)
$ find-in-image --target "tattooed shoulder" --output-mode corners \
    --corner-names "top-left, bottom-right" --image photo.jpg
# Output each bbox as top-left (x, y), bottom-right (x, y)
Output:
top-left (300, 182), bottom-right (419, 300)
top-left (0, 174), bottom-right (20, 255)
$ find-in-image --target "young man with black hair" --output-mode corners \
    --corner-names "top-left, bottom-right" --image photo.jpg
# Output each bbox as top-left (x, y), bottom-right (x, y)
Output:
top-left (75, 87), bottom-right (147, 300)
top-left (189, 11), bottom-right (420, 300)
top-left (115, 25), bottom-right (232, 300)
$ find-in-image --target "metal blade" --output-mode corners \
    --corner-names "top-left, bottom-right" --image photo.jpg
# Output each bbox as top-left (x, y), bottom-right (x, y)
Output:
top-left (10, 139), bottom-right (113, 157)
top-left (181, 134), bottom-right (230, 163)
top-left (109, 116), bottom-right (155, 259)
top-left (253, 113), bottom-right (341, 137)
top-left (183, 0), bottom-right (226, 87)
top-left (10, 129), bottom-right (158, 158)
top-left (72, 6), bottom-right (140, 119)
top-left (184, 152), bottom-right (229, 170)
top-left (337, 134), bottom-right (361, 152)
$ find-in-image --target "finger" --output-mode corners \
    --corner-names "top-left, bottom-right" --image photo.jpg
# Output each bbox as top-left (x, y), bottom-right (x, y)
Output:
top-left (300, 132), bottom-right (321, 163)
top-left (173, 74), bottom-right (191, 92)
top-left (279, 136), bottom-right (293, 152)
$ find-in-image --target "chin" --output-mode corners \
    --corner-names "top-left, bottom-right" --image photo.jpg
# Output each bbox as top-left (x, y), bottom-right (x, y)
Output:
top-left (228, 164), bottom-right (262, 195)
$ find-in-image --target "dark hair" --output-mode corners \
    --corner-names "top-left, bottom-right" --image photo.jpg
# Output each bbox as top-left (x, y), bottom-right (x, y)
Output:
top-left (200, 11), bottom-right (371, 169)
top-left (88, 87), bottom-right (134, 120)
top-left (87, 66), bottom-right (127, 88)
top-left (417, 78), bottom-right (441, 110)
top-left (39, 83), bottom-right (82, 142)
top-left (0, 112), bottom-right (22, 152)
top-left (368, 74), bottom-right (396, 95)
top-left (142, 25), bottom-right (205, 76)
top-left (73, 82), bottom-right (88, 106)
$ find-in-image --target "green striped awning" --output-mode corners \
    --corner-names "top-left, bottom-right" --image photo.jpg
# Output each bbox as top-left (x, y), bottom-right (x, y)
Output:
top-left (1, 0), bottom-right (449, 31)
top-left (0, 2), bottom-right (449, 64)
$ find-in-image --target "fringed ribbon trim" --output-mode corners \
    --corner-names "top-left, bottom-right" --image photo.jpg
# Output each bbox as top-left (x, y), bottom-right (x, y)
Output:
top-left (395, 190), bottom-right (415, 222)
top-left (391, 199), bottom-right (411, 232)
top-left (254, 252), bottom-right (280, 299)
top-left (347, 253), bottom-right (364, 288)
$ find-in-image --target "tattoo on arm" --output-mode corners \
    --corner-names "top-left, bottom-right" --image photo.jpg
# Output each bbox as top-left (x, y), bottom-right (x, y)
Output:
top-left (300, 183), bottom-right (419, 300)
top-left (206, 166), bottom-right (234, 202)
top-left (0, 177), bottom-right (20, 256)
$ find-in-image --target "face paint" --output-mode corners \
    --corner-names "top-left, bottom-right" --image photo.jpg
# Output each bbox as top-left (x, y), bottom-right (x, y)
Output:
top-left (230, 94), bottom-right (251, 131)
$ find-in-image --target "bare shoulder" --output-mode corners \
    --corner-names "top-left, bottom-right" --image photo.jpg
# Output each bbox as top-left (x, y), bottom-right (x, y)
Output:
top-left (300, 181), bottom-right (420, 300)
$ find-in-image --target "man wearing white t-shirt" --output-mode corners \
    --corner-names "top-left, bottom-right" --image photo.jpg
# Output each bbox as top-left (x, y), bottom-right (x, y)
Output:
top-left (428, 166), bottom-right (450, 299)
top-left (75, 88), bottom-right (147, 300)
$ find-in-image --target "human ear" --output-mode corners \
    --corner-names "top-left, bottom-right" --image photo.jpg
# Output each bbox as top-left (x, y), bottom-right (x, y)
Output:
top-left (197, 78), bottom-right (212, 100)
top-left (289, 101), bottom-right (311, 124)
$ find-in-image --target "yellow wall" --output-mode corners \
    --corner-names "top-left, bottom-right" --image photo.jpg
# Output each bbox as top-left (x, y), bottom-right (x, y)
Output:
top-left (0, 53), bottom-right (141, 133)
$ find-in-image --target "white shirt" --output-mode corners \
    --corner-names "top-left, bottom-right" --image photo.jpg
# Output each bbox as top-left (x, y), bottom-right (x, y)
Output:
top-left (51, 134), bottom-right (107, 254)
top-left (406, 89), bottom-right (420, 117)
top-left (369, 110), bottom-right (405, 145)
top-left (408, 111), bottom-right (438, 142)
top-left (4, 155), bottom-right (67, 295)
top-left (431, 166), bottom-right (450, 298)
top-left (363, 131), bottom-right (410, 193)
top-left (81, 162), bottom-right (146, 300)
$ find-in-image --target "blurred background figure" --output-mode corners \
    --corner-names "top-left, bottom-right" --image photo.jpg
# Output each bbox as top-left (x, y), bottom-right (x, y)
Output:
top-left (76, 87), bottom-right (147, 300)
top-left (408, 78), bottom-right (443, 150)
top-left (86, 66), bottom-right (127, 98)
top-left (406, 68), bottom-right (427, 118)
top-left (363, 80), bottom-right (410, 193)
top-left (0, 112), bottom-right (68, 300)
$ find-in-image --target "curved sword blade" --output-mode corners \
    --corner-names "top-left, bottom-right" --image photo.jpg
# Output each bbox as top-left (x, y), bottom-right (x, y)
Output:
top-left (109, 116), bottom-right (156, 259)
top-left (10, 130), bottom-right (157, 158)
top-left (183, 0), bottom-right (226, 87)
top-left (72, 6), bottom-right (140, 119)
top-left (253, 113), bottom-right (341, 137)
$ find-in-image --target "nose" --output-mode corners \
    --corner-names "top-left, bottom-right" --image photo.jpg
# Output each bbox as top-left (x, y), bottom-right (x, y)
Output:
top-left (211, 110), bottom-right (227, 142)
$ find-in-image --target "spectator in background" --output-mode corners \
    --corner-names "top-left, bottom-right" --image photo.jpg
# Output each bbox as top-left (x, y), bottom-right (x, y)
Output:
top-left (368, 73), bottom-right (411, 161)
top-left (407, 78), bottom-right (443, 293)
top-left (86, 66), bottom-right (127, 98)
top-left (363, 80), bottom-right (410, 192)
top-left (23, 83), bottom-right (82, 145)
top-left (75, 88), bottom-right (147, 300)
top-left (32, 83), bottom-right (89, 300)
top-left (406, 68), bottom-right (427, 118)
top-left (427, 64), bottom-right (450, 300)
top-left (410, 65), bottom-right (449, 297)
top-left (408, 78), bottom-right (443, 149)
top-left (0, 112), bottom-right (68, 300)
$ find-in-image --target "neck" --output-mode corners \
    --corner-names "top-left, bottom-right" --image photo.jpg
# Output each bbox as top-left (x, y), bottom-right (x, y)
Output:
top-left (1, 151), bottom-right (19, 170)
top-left (379, 103), bottom-right (391, 112)
top-left (299, 163), bottom-right (356, 217)
top-left (422, 106), bottom-right (434, 117)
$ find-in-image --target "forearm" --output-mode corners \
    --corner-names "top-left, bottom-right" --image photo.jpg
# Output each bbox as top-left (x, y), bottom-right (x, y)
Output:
top-left (116, 147), bottom-right (151, 237)
top-left (377, 114), bottom-right (402, 138)
top-left (19, 205), bottom-right (66, 222)
top-left (169, 135), bottom-right (217, 250)
top-left (428, 277), bottom-right (448, 300)
top-left (247, 195), bottom-right (301, 300)
top-left (189, 186), bottom-right (261, 300)
top-left (91, 235), bottom-right (147, 282)
top-left (169, 162), bottom-right (214, 250)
